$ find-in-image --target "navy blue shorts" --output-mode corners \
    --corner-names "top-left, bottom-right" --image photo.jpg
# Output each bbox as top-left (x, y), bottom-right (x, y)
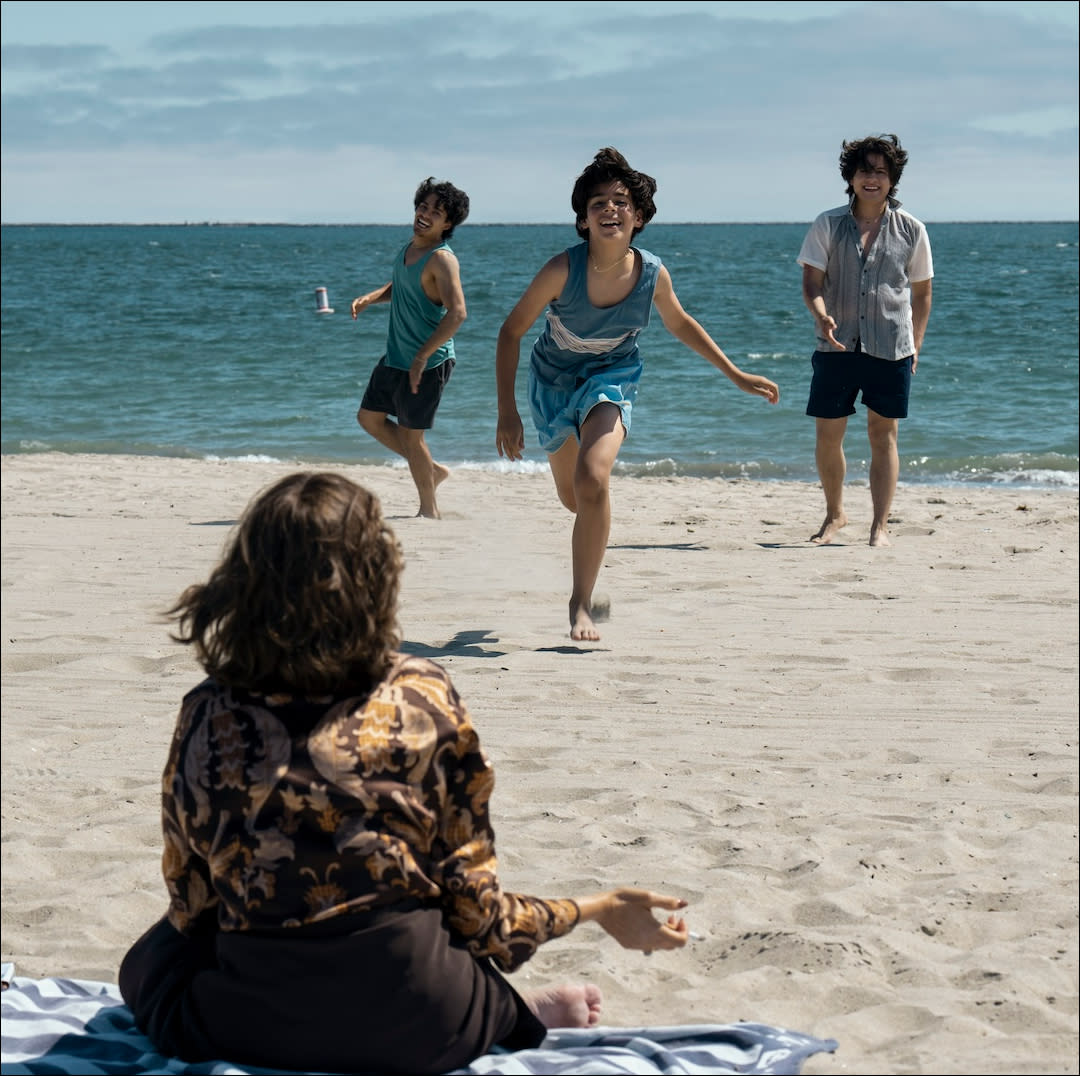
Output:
top-left (805, 347), bottom-right (913, 420)
top-left (360, 356), bottom-right (455, 430)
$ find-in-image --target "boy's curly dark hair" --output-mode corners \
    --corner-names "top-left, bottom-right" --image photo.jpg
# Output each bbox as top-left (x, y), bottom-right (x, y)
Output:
top-left (571, 147), bottom-right (658, 240)
top-left (169, 472), bottom-right (403, 698)
top-left (839, 134), bottom-right (909, 197)
top-left (415, 177), bottom-right (470, 239)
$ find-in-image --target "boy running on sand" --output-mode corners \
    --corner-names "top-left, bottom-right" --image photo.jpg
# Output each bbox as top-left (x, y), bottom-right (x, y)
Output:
top-left (495, 148), bottom-right (779, 641)
top-left (353, 177), bottom-right (470, 519)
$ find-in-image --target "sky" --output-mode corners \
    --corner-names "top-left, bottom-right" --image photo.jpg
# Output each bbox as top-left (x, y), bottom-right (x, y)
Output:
top-left (1, 0), bottom-right (1077, 223)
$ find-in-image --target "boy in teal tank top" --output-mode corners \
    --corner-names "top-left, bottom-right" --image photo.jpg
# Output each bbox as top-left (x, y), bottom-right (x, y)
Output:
top-left (353, 178), bottom-right (470, 518)
top-left (495, 148), bottom-right (780, 643)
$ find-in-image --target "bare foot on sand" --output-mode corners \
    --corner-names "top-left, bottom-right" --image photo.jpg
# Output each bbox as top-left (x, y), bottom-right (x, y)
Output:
top-left (524, 983), bottom-right (604, 1029)
top-left (869, 523), bottom-right (892, 547)
top-left (570, 600), bottom-right (601, 642)
top-left (416, 465), bottom-right (450, 519)
top-left (810, 512), bottom-right (848, 544)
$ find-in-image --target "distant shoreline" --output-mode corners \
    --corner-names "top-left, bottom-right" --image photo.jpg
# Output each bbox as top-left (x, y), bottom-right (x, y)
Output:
top-left (4, 219), bottom-right (1079, 228)
top-left (1, 450), bottom-right (1076, 492)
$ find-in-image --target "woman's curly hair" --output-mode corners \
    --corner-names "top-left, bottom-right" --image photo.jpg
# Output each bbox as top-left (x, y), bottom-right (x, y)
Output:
top-left (169, 472), bottom-right (403, 697)
top-left (571, 147), bottom-right (658, 240)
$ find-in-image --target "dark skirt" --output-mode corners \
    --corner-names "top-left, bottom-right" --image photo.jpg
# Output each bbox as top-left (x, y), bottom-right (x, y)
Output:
top-left (118, 906), bottom-right (546, 1074)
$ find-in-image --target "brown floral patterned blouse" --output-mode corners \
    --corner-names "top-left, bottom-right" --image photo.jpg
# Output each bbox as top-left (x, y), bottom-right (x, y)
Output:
top-left (162, 653), bottom-right (579, 972)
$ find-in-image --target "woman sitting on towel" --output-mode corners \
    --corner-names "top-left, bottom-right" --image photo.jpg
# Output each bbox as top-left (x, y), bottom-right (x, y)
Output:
top-left (119, 471), bottom-right (688, 1075)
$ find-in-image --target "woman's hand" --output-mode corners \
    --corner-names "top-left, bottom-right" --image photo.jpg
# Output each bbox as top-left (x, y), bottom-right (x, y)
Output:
top-left (576, 887), bottom-right (689, 952)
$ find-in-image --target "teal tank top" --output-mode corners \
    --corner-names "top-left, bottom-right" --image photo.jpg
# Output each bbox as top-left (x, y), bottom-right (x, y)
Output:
top-left (385, 241), bottom-right (454, 371)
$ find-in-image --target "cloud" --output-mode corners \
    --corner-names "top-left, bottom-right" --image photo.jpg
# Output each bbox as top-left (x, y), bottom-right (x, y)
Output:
top-left (971, 106), bottom-right (1078, 136)
top-left (2, 2), bottom-right (1076, 222)
top-left (0, 43), bottom-right (112, 71)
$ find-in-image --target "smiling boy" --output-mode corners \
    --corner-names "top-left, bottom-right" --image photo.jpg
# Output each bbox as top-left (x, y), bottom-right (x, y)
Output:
top-left (353, 178), bottom-right (470, 518)
top-left (798, 134), bottom-right (934, 546)
top-left (496, 148), bottom-right (778, 642)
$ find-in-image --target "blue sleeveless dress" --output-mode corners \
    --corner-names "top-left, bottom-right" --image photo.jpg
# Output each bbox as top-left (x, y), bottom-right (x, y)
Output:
top-left (528, 242), bottom-right (661, 452)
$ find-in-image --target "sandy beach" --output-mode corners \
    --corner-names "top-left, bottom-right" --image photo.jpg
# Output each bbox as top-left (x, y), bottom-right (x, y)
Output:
top-left (2, 452), bottom-right (1077, 1075)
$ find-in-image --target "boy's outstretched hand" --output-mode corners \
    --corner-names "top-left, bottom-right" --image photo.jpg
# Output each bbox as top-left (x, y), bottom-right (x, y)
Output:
top-left (496, 411), bottom-right (526, 461)
top-left (739, 373), bottom-right (780, 404)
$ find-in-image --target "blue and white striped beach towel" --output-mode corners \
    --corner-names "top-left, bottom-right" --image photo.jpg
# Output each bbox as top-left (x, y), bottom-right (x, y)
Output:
top-left (1, 965), bottom-right (837, 1075)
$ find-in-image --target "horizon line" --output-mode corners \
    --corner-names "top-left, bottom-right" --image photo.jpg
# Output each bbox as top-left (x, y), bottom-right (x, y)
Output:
top-left (4, 219), bottom-right (1079, 228)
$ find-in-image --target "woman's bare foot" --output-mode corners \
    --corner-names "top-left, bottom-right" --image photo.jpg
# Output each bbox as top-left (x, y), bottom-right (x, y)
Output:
top-left (570, 600), bottom-right (601, 642)
top-left (810, 511), bottom-right (848, 544)
top-left (524, 982), bottom-right (603, 1029)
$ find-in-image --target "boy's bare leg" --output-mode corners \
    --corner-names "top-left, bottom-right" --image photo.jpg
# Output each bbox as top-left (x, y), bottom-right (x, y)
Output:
top-left (548, 437), bottom-right (580, 514)
top-left (398, 426), bottom-right (442, 518)
top-left (356, 408), bottom-right (449, 516)
top-left (867, 410), bottom-right (899, 547)
top-left (811, 416), bottom-right (849, 544)
top-left (552, 404), bottom-right (623, 642)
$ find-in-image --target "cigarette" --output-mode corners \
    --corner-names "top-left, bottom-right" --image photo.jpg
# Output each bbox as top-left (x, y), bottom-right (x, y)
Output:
top-left (688, 931), bottom-right (705, 941)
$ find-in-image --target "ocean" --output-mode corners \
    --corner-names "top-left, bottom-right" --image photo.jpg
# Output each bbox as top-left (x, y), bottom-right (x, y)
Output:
top-left (2, 221), bottom-right (1077, 488)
